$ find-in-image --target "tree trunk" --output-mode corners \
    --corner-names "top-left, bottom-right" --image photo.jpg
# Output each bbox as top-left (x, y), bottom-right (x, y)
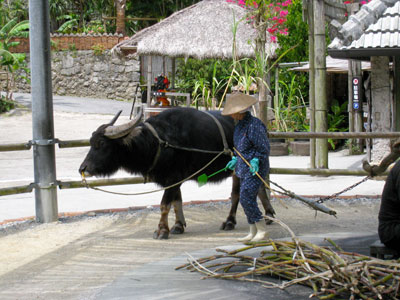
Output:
top-left (116, 0), bottom-right (126, 35)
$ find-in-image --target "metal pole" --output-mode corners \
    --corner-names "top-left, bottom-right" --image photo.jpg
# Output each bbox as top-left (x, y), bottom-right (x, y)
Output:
top-left (29, 0), bottom-right (58, 222)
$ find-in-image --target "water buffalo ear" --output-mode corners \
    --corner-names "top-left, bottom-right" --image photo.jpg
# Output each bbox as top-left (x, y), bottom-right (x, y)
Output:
top-left (122, 127), bottom-right (142, 146)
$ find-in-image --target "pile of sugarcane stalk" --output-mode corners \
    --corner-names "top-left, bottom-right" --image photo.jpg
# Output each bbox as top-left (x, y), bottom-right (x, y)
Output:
top-left (176, 217), bottom-right (400, 299)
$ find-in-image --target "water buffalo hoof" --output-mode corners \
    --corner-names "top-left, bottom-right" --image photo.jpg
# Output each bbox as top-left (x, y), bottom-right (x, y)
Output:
top-left (153, 229), bottom-right (169, 239)
top-left (170, 223), bottom-right (185, 234)
top-left (220, 220), bottom-right (236, 231)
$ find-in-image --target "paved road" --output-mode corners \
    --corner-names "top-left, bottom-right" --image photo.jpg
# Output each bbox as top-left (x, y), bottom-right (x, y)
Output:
top-left (13, 92), bottom-right (134, 115)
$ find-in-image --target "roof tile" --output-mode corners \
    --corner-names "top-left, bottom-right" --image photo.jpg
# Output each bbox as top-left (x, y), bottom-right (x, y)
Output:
top-left (329, 0), bottom-right (400, 51)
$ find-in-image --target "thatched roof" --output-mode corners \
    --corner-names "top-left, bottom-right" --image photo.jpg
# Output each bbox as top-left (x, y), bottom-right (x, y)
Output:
top-left (113, 0), bottom-right (278, 60)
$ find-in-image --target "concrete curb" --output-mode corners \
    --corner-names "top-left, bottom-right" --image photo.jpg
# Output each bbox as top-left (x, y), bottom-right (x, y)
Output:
top-left (0, 195), bottom-right (380, 226)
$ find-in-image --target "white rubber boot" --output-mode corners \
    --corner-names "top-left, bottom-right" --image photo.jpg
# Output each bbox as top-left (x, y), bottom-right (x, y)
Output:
top-left (237, 224), bottom-right (257, 242)
top-left (251, 220), bottom-right (269, 242)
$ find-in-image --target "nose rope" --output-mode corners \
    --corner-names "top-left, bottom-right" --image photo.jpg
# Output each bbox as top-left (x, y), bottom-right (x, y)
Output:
top-left (80, 150), bottom-right (226, 196)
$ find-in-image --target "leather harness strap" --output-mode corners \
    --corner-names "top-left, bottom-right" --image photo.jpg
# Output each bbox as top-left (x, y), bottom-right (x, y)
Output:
top-left (143, 111), bottom-right (232, 178)
top-left (201, 111), bottom-right (231, 155)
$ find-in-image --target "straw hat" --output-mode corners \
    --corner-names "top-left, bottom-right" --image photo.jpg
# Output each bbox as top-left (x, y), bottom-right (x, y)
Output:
top-left (221, 92), bottom-right (258, 115)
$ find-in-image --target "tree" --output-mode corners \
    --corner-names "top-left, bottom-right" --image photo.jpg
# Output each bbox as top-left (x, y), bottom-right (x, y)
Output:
top-left (228, 0), bottom-right (292, 124)
top-left (0, 17), bottom-right (29, 101)
top-left (115, 0), bottom-right (127, 35)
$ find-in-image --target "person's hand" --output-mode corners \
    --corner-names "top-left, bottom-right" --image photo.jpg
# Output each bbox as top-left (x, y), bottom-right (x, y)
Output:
top-left (226, 156), bottom-right (237, 170)
top-left (249, 158), bottom-right (259, 176)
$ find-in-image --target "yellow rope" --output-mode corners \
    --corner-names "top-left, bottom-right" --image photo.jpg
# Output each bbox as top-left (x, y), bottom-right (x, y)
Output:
top-left (233, 147), bottom-right (288, 209)
top-left (80, 150), bottom-right (226, 196)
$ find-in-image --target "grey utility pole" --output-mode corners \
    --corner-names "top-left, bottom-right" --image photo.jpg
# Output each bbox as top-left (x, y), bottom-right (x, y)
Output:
top-left (29, 0), bottom-right (58, 222)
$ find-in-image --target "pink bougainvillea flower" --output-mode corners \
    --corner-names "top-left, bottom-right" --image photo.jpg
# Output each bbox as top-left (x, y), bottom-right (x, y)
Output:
top-left (280, 10), bottom-right (288, 17)
top-left (270, 35), bottom-right (277, 42)
top-left (282, 0), bottom-right (292, 6)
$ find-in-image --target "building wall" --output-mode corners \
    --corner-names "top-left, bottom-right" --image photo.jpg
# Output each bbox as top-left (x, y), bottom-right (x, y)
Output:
top-left (5, 50), bottom-right (141, 101)
top-left (371, 56), bottom-right (392, 163)
top-left (2, 35), bottom-right (141, 101)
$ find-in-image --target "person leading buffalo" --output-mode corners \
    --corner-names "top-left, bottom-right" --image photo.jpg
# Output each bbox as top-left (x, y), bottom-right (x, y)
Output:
top-left (378, 159), bottom-right (400, 252)
top-left (222, 92), bottom-right (270, 243)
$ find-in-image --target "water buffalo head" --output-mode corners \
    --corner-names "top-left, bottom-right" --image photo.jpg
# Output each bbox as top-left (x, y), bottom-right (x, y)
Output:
top-left (79, 109), bottom-right (143, 177)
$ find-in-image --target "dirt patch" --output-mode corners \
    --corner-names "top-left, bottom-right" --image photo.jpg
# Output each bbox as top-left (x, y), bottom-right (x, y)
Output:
top-left (0, 198), bottom-right (381, 299)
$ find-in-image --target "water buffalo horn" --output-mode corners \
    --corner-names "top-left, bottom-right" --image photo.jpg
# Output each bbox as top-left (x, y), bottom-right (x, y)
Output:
top-left (108, 110), bottom-right (123, 126)
top-left (104, 107), bottom-right (143, 139)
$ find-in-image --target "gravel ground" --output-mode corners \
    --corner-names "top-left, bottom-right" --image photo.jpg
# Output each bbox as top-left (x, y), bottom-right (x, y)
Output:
top-left (0, 197), bottom-right (381, 299)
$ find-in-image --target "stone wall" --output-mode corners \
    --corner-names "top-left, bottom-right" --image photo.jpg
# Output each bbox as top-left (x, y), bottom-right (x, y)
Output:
top-left (371, 56), bottom-right (392, 163)
top-left (11, 50), bottom-right (141, 101)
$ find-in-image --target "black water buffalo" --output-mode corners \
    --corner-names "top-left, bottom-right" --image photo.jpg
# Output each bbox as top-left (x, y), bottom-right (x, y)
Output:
top-left (79, 107), bottom-right (275, 239)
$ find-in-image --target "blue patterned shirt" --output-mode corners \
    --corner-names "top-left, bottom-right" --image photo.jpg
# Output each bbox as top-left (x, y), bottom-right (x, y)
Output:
top-left (233, 112), bottom-right (270, 178)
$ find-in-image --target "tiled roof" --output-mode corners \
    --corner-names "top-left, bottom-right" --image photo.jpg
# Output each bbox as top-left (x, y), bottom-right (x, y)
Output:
top-left (328, 0), bottom-right (399, 52)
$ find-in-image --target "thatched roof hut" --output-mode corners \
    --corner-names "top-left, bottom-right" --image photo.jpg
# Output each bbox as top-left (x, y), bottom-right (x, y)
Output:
top-left (113, 0), bottom-right (278, 60)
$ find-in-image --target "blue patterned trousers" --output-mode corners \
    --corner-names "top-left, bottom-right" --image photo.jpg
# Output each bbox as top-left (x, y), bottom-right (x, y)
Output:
top-left (239, 175), bottom-right (263, 224)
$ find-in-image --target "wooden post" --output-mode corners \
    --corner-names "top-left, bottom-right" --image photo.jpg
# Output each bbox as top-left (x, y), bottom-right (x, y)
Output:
top-left (395, 56), bottom-right (400, 132)
top-left (307, 0), bottom-right (316, 169)
top-left (274, 67), bottom-right (279, 129)
top-left (348, 60), bottom-right (364, 153)
top-left (255, 3), bottom-right (269, 126)
top-left (313, 0), bottom-right (328, 169)
top-left (146, 56), bottom-right (152, 119)
top-left (347, 3), bottom-right (363, 154)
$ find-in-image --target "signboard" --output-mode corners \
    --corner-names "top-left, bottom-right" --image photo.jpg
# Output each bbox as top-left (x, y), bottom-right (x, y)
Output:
top-left (352, 76), bottom-right (363, 111)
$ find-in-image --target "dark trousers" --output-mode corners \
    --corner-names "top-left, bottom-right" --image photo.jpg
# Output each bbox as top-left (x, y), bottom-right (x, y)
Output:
top-left (239, 175), bottom-right (263, 224)
top-left (379, 223), bottom-right (400, 251)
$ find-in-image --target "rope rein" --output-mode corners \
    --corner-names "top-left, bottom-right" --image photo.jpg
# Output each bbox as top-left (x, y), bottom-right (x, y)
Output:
top-left (81, 110), bottom-right (369, 200)
top-left (81, 150), bottom-right (226, 196)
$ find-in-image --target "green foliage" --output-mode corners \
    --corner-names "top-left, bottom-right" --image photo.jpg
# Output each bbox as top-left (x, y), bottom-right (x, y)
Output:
top-left (125, 0), bottom-right (200, 34)
top-left (0, 18), bottom-right (29, 70)
top-left (272, 74), bottom-right (308, 132)
top-left (56, 16), bottom-right (79, 34)
top-left (92, 43), bottom-right (106, 56)
top-left (176, 58), bottom-right (231, 91)
top-left (177, 59), bottom-right (230, 109)
top-left (0, 0), bottom-right (28, 27)
top-left (327, 99), bottom-right (348, 149)
top-left (275, 0), bottom-right (308, 63)
top-left (0, 94), bottom-right (15, 113)
top-left (0, 17), bottom-right (29, 109)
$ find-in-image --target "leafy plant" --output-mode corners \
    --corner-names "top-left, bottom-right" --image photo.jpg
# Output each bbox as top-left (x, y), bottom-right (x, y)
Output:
top-left (0, 94), bottom-right (15, 113)
top-left (271, 73), bottom-right (308, 132)
top-left (0, 17), bottom-right (29, 103)
top-left (56, 15), bottom-right (79, 34)
top-left (92, 43), bottom-right (106, 55)
top-left (176, 58), bottom-right (231, 107)
top-left (327, 99), bottom-right (348, 149)
top-left (191, 62), bottom-right (228, 110)
top-left (232, 58), bottom-right (257, 94)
